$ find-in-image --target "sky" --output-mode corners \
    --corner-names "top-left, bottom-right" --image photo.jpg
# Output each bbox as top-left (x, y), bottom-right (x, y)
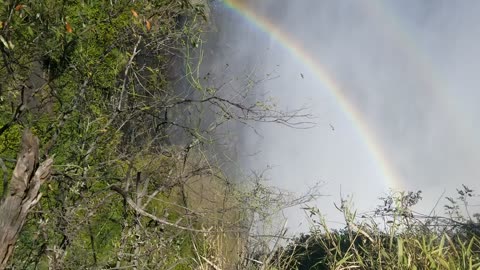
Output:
top-left (201, 0), bottom-right (480, 230)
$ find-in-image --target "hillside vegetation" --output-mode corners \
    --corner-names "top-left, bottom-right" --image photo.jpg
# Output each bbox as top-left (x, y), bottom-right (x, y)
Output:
top-left (0, 0), bottom-right (306, 268)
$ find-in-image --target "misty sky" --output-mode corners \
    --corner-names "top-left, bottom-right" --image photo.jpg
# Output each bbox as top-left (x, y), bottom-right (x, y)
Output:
top-left (204, 0), bottom-right (480, 229)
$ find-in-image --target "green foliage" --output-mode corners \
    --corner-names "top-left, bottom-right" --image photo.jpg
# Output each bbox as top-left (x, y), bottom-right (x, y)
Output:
top-left (0, 0), bottom-right (227, 268)
top-left (271, 190), bottom-right (480, 270)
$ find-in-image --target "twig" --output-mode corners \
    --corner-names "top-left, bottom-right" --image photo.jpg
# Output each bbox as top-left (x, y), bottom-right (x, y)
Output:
top-left (117, 35), bottom-right (142, 112)
top-left (200, 256), bottom-right (222, 270)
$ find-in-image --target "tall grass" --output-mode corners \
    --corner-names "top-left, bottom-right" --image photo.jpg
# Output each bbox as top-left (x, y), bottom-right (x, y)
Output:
top-left (231, 188), bottom-right (480, 270)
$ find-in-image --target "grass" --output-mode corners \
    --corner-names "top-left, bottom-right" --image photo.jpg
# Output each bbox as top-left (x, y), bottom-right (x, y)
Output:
top-left (200, 188), bottom-right (480, 270)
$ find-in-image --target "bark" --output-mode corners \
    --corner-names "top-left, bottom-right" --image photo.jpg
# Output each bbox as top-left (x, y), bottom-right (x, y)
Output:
top-left (0, 129), bottom-right (53, 269)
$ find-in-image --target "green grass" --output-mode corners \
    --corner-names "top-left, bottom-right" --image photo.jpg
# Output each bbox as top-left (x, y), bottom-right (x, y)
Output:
top-left (264, 190), bottom-right (480, 270)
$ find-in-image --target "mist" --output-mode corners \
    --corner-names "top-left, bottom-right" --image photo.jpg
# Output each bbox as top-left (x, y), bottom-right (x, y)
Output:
top-left (202, 0), bottom-right (480, 229)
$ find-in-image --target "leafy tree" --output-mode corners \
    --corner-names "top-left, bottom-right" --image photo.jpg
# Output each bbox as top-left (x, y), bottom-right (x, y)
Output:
top-left (0, 0), bottom-right (312, 268)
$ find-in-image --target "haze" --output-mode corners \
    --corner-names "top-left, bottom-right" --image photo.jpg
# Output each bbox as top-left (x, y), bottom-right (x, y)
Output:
top-left (203, 0), bottom-right (480, 229)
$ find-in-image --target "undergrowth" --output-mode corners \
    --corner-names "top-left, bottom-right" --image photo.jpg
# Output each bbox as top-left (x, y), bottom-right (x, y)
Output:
top-left (259, 187), bottom-right (480, 270)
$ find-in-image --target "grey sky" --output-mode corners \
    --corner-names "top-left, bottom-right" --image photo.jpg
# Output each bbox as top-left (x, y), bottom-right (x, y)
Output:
top-left (204, 0), bottom-right (480, 229)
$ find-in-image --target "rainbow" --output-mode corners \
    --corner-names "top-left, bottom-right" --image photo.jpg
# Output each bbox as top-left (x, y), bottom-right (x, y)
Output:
top-left (222, 0), bottom-right (405, 190)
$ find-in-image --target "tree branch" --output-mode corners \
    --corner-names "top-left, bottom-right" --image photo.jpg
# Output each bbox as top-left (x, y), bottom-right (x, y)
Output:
top-left (0, 129), bottom-right (53, 269)
top-left (109, 185), bottom-right (210, 233)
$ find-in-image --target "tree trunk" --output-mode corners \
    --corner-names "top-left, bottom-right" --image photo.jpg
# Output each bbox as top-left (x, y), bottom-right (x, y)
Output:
top-left (0, 129), bottom-right (53, 269)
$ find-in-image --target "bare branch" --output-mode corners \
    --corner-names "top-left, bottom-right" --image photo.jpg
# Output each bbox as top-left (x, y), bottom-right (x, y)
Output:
top-left (110, 185), bottom-right (210, 233)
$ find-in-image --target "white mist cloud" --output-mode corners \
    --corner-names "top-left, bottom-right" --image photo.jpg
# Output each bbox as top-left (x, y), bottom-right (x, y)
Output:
top-left (205, 0), bottom-right (480, 229)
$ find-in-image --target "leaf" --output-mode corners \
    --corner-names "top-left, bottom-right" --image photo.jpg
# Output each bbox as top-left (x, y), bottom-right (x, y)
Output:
top-left (15, 4), bottom-right (24, 11)
top-left (0, 35), bottom-right (9, 49)
top-left (27, 26), bottom-right (34, 37)
top-left (397, 238), bottom-right (404, 265)
top-left (65, 21), bottom-right (73, 33)
top-left (146, 20), bottom-right (151, 31)
top-left (131, 9), bottom-right (138, 18)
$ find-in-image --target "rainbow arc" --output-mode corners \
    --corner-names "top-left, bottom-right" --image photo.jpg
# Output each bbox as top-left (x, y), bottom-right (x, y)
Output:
top-left (223, 0), bottom-right (405, 190)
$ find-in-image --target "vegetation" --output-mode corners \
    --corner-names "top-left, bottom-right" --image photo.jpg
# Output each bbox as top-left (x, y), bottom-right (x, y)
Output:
top-left (267, 188), bottom-right (480, 270)
top-left (0, 0), bottom-right (310, 268)
top-left (0, 0), bottom-right (478, 269)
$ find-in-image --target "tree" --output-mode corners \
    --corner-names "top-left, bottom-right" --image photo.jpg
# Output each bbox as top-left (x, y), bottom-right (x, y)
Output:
top-left (0, 0), bottom-right (312, 268)
top-left (0, 129), bottom-right (53, 269)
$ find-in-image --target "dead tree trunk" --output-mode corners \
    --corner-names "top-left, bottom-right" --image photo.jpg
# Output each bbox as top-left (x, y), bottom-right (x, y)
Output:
top-left (0, 129), bottom-right (53, 269)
